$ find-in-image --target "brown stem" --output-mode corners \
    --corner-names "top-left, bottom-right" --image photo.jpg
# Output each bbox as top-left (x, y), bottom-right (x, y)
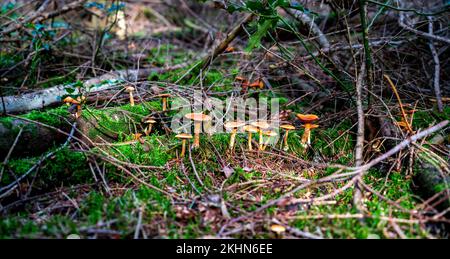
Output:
top-left (193, 122), bottom-right (201, 148)
top-left (162, 98), bottom-right (167, 111)
top-left (76, 105), bottom-right (82, 118)
top-left (229, 129), bottom-right (237, 151)
top-left (181, 140), bottom-right (186, 157)
top-left (129, 92), bottom-right (135, 106)
top-left (258, 130), bottom-right (264, 150)
top-left (283, 130), bottom-right (290, 150)
top-left (248, 132), bottom-right (253, 150)
top-left (301, 125), bottom-right (310, 146)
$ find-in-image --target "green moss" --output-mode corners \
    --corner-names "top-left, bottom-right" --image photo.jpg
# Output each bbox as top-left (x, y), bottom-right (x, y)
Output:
top-left (4, 147), bottom-right (90, 186)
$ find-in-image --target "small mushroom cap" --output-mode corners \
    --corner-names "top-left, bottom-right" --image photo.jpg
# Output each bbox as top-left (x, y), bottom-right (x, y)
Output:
top-left (132, 133), bottom-right (143, 140)
top-left (263, 130), bottom-right (278, 137)
top-left (270, 224), bottom-right (286, 234)
top-left (185, 113), bottom-right (212, 122)
top-left (125, 86), bottom-right (135, 92)
top-left (243, 125), bottom-right (259, 133)
top-left (304, 124), bottom-right (319, 129)
top-left (224, 120), bottom-right (246, 129)
top-left (145, 119), bottom-right (157, 124)
top-left (251, 120), bottom-right (270, 129)
top-left (296, 114), bottom-right (319, 123)
top-left (176, 133), bottom-right (193, 139)
top-left (396, 121), bottom-right (409, 128)
top-left (63, 96), bottom-right (74, 103)
top-left (63, 96), bottom-right (80, 104)
top-left (158, 93), bottom-right (171, 98)
top-left (249, 80), bottom-right (264, 89)
top-left (280, 124), bottom-right (296, 130)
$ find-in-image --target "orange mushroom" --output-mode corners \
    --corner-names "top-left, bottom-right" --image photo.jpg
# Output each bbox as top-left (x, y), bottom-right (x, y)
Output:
top-left (243, 125), bottom-right (258, 151)
top-left (185, 113), bottom-right (212, 148)
top-left (251, 120), bottom-right (271, 150)
top-left (175, 133), bottom-right (193, 157)
top-left (125, 86), bottom-right (135, 106)
top-left (224, 120), bottom-right (246, 151)
top-left (280, 124), bottom-right (296, 151)
top-left (296, 114), bottom-right (319, 146)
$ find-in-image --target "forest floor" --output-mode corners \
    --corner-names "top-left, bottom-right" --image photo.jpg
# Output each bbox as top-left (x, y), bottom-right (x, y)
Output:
top-left (0, 0), bottom-right (449, 239)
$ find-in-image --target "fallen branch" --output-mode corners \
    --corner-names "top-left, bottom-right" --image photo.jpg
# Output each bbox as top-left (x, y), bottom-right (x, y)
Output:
top-left (285, 4), bottom-right (330, 49)
top-left (1, 0), bottom-right (87, 36)
top-left (398, 10), bottom-right (450, 44)
top-left (0, 64), bottom-right (188, 114)
top-left (201, 14), bottom-right (255, 70)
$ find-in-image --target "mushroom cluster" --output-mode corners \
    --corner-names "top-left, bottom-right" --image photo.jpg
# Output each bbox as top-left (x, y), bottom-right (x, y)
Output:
top-left (223, 120), bottom-right (280, 152)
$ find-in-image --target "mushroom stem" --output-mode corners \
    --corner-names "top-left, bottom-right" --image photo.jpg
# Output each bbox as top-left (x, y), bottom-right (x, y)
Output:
top-left (145, 124), bottom-right (153, 136)
top-left (193, 121), bottom-right (201, 148)
top-left (258, 130), bottom-right (263, 150)
top-left (75, 105), bottom-right (82, 118)
top-left (180, 140), bottom-right (186, 157)
top-left (248, 132), bottom-right (253, 150)
top-left (162, 97), bottom-right (167, 111)
top-left (263, 138), bottom-right (270, 151)
top-left (229, 129), bottom-right (237, 151)
top-left (129, 92), bottom-right (135, 106)
top-left (262, 135), bottom-right (274, 151)
top-left (283, 130), bottom-right (290, 150)
top-left (301, 125), bottom-right (311, 146)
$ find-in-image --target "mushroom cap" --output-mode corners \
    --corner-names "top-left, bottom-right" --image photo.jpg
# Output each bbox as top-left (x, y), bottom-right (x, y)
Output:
top-left (235, 76), bottom-right (246, 81)
top-left (396, 121), bottom-right (409, 128)
top-left (145, 119), bottom-right (157, 124)
top-left (125, 86), bottom-right (135, 92)
top-left (251, 120), bottom-right (270, 129)
top-left (304, 124), bottom-right (319, 129)
top-left (263, 130), bottom-right (278, 137)
top-left (185, 113), bottom-right (212, 122)
top-left (243, 125), bottom-right (259, 133)
top-left (63, 96), bottom-right (80, 104)
top-left (270, 224), bottom-right (286, 234)
top-left (158, 93), bottom-right (171, 98)
top-left (176, 133), bottom-right (193, 139)
top-left (249, 80), bottom-right (264, 89)
top-left (63, 96), bottom-right (75, 103)
top-left (296, 114), bottom-right (319, 123)
top-left (280, 124), bottom-right (295, 130)
top-left (224, 120), bottom-right (246, 129)
top-left (132, 133), bottom-right (143, 140)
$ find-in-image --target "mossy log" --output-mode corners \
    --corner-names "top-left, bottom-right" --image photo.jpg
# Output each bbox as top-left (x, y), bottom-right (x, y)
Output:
top-left (0, 102), bottom-right (169, 159)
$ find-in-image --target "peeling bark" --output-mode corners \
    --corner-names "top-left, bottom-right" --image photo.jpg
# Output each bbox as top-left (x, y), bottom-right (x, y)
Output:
top-left (0, 65), bottom-right (188, 114)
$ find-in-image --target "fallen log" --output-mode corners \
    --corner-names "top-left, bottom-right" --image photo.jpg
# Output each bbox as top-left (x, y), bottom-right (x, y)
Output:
top-left (0, 64), bottom-right (188, 114)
